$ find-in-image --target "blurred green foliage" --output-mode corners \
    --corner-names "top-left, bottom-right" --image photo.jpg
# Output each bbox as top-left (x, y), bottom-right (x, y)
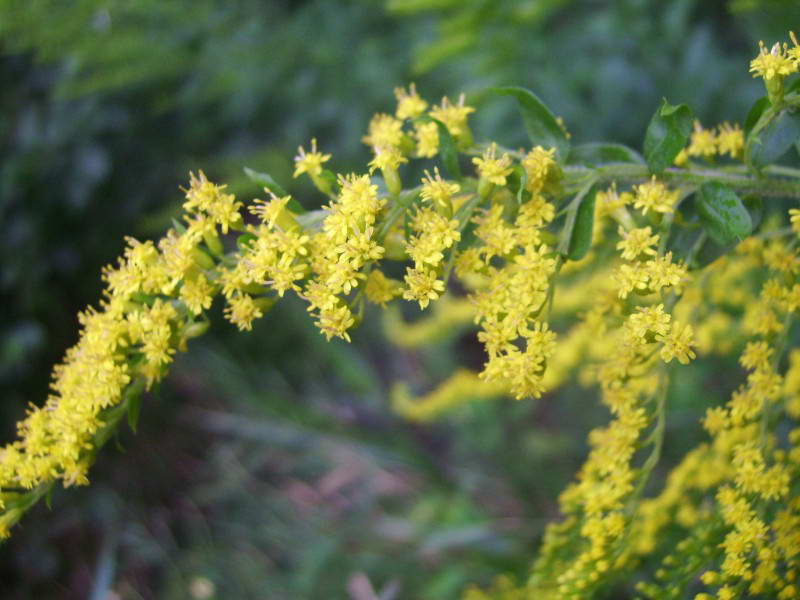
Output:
top-left (2, 0), bottom-right (800, 597)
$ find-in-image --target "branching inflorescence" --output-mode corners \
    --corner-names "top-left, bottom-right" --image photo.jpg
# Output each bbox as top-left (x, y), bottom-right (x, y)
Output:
top-left (4, 32), bottom-right (800, 600)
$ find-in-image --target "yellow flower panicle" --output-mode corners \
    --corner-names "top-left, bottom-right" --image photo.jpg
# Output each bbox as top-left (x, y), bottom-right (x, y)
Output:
top-left (4, 36), bottom-right (800, 600)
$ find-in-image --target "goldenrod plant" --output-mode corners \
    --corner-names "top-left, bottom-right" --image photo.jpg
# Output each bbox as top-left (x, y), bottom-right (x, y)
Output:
top-left (5, 33), bottom-right (800, 599)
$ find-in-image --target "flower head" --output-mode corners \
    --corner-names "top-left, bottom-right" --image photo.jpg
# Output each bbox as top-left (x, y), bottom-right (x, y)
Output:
top-left (616, 226), bottom-right (659, 260)
top-left (750, 40), bottom-right (797, 81)
top-left (429, 94), bottom-right (474, 138)
top-left (420, 167), bottom-right (459, 210)
top-left (658, 322), bottom-right (697, 364)
top-left (633, 177), bottom-right (677, 215)
top-left (522, 146), bottom-right (557, 193)
top-left (403, 267), bottom-right (445, 309)
top-left (472, 143), bottom-right (513, 186)
top-left (414, 121), bottom-right (439, 158)
top-left (394, 83), bottom-right (428, 120)
top-left (362, 113), bottom-right (404, 149)
top-left (293, 138), bottom-right (331, 178)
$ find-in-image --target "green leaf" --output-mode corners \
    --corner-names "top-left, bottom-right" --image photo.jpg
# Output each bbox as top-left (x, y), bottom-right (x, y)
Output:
top-left (787, 76), bottom-right (800, 96)
top-left (127, 393), bottom-right (142, 434)
top-left (243, 166), bottom-right (306, 214)
top-left (568, 143), bottom-right (644, 166)
top-left (490, 86), bottom-right (570, 161)
top-left (296, 209), bottom-right (328, 231)
top-left (236, 233), bottom-right (257, 250)
top-left (746, 108), bottom-right (800, 167)
top-left (514, 165), bottom-right (529, 205)
top-left (643, 98), bottom-right (693, 173)
top-left (171, 218), bottom-right (188, 235)
top-left (398, 189), bottom-right (421, 208)
top-left (454, 193), bottom-right (482, 228)
top-left (558, 184), bottom-right (597, 261)
top-left (567, 187), bottom-right (596, 260)
top-left (318, 169), bottom-right (338, 195)
top-left (696, 182), bottom-right (752, 246)
top-left (743, 195), bottom-right (764, 231)
top-left (430, 117), bottom-right (462, 179)
top-left (744, 96), bottom-right (770, 138)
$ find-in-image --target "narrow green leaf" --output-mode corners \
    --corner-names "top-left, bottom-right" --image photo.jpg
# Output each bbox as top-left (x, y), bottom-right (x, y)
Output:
top-left (127, 393), bottom-right (142, 434)
top-left (454, 193), bottom-right (483, 228)
top-left (430, 117), bottom-right (462, 179)
top-left (558, 184), bottom-right (597, 261)
top-left (515, 165), bottom-right (529, 205)
top-left (568, 143), bottom-right (644, 166)
top-left (398, 189), bottom-right (421, 208)
top-left (243, 166), bottom-right (306, 214)
top-left (244, 166), bottom-right (287, 195)
top-left (236, 233), bottom-right (258, 250)
top-left (787, 76), bottom-right (800, 96)
top-left (746, 108), bottom-right (800, 167)
top-left (567, 187), bottom-right (596, 260)
top-left (743, 194), bottom-right (764, 231)
top-left (696, 182), bottom-right (752, 246)
top-left (744, 96), bottom-right (770, 138)
top-left (643, 98), bottom-right (693, 173)
top-left (318, 169), bottom-right (338, 195)
top-left (296, 209), bottom-right (329, 232)
top-left (490, 86), bottom-right (570, 161)
top-left (171, 218), bottom-right (188, 235)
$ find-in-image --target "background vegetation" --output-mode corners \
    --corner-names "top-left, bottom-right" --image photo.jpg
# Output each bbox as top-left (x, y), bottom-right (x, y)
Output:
top-left (1, 0), bottom-right (799, 597)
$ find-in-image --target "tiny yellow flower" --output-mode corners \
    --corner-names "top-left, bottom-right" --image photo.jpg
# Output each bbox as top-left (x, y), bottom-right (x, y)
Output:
top-left (522, 146), bottom-right (557, 193)
top-left (716, 122), bottom-right (744, 158)
top-left (414, 121), bottom-right (439, 158)
top-left (224, 293), bottom-right (263, 331)
top-left (394, 83), bottom-right (428, 120)
top-left (249, 192), bottom-right (293, 228)
top-left (750, 40), bottom-right (797, 81)
top-left (472, 142), bottom-right (513, 186)
top-left (403, 267), bottom-right (445, 309)
top-left (616, 226), bottom-right (659, 260)
top-left (368, 145), bottom-right (408, 174)
top-left (658, 322), bottom-right (697, 364)
top-left (633, 177), bottom-right (678, 215)
top-left (789, 208), bottom-right (800, 235)
top-left (362, 113), bottom-right (404, 149)
top-left (687, 120), bottom-right (717, 159)
top-left (429, 93), bottom-right (474, 138)
top-left (293, 138), bottom-right (331, 178)
top-left (420, 167), bottom-right (459, 210)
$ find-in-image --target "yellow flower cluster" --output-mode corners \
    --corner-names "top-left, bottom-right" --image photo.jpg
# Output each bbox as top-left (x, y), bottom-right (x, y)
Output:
top-left (0, 172), bottom-right (238, 536)
top-left (622, 234), bottom-right (800, 600)
top-left (468, 198), bottom-right (559, 399)
top-left (675, 120), bottom-right (745, 164)
top-left (527, 221), bottom-right (697, 595)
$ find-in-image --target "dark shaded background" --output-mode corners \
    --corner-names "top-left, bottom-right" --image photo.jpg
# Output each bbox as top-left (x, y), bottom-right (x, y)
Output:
top-left (1, 1), bottom-right (797, 598)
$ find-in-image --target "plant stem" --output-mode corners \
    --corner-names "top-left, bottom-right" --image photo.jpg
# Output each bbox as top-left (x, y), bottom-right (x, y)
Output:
top-left (564, 164), bottom-right (800, 198)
